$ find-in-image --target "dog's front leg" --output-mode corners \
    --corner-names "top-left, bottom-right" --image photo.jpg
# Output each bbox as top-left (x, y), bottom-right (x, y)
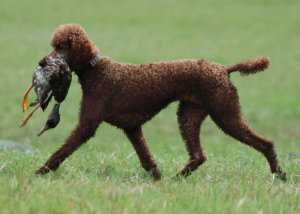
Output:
top-left (35, 97), bottom-right (103, 175)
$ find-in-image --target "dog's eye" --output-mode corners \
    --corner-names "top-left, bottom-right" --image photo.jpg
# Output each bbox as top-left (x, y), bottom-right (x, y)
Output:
top-left (56, 44), bottom-right (63, 50)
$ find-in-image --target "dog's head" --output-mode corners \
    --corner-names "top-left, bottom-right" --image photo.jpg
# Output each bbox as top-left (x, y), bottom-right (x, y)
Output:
top-left (49, 24), bottom-right (99, 71)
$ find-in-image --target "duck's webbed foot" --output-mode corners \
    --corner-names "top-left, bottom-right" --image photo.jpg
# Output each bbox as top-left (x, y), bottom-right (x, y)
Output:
top-left (37, 103), bottom-right (61, 136)
top-left (22, 83), bottom-right (33, 112)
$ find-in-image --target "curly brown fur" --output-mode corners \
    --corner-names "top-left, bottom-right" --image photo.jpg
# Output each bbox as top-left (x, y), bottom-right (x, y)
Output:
top-left (35, 24), bottom-right (286, 181)
top-left (226, 56), bottom-right (269, 75)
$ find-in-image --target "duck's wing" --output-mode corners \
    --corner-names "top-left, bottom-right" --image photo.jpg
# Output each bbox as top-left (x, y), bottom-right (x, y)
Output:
top-left (48, 58), bottom-right (72, 103)
top-left (32, 65), bottom-right (51, 105)
top-left (50, 70), bottom-right (72, 103)
top-left (40, 92), bottom-right (53, 111)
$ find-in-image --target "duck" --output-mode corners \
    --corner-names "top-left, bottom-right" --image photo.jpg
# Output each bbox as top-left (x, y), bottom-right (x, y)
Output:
top-left (37, 103), bottom-right (60, 136)
top-left (20, 55), bottom-right (72, 136)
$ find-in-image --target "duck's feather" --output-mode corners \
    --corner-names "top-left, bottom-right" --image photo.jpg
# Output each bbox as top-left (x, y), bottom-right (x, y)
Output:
top-left (32, 56), bottom-right (72, 110)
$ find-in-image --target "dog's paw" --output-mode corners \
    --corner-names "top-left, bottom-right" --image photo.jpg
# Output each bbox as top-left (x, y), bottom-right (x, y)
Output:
top-left (149, 167), bottom-right (162, 181)
top-left (276, 170), bottom-right (287, 182)
top-left (274, 167), bottom-right (287, 182)
top-left (35, 166), bottom-right (50, 175)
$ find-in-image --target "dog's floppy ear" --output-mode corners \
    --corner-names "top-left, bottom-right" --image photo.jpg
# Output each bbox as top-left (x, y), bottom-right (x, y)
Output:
top-left (67, 34), bottom-right (77, 50)
top-left (66, 30), bottom-right (88, 51)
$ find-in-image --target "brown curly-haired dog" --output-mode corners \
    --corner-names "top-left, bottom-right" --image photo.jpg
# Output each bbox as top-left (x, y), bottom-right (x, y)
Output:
top-left (35, 24), bottom-right (286, 181)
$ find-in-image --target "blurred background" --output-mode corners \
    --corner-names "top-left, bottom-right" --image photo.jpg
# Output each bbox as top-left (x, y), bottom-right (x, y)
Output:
top-left (0, 0), bottom-right (299, 213)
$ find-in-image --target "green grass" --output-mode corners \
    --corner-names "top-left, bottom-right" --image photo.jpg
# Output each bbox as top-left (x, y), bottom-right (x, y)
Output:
top-left (1, 0), bottom-right (300, 213)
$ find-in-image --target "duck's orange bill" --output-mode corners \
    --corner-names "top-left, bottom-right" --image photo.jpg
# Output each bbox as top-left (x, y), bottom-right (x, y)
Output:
top-left (20, 103), bottom-right (41, 127)
top-left (22, 83), bottom-right (33, 112)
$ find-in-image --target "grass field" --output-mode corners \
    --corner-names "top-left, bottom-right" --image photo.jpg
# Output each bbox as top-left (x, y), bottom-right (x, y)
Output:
top-left (1, 0), bottom-right (300, 213)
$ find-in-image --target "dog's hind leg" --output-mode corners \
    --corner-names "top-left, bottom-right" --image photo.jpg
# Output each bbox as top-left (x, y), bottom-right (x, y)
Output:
top-left (124, 127), bottom-right (162, 180)
top-left (176, 101), bottom-right (208, 177)
top-left (208, 85), bottom-right (287, 181)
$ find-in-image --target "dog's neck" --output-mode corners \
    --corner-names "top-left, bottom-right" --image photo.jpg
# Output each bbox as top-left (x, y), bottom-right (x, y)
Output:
top-left (89, 53), bottom-right (101, 67)
top-left (68, 48), bottom-right (101, 76)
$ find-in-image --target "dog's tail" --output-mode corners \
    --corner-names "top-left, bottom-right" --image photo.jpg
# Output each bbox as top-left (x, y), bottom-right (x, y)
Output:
top-left (226, 56), bottom-right (269, 75)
